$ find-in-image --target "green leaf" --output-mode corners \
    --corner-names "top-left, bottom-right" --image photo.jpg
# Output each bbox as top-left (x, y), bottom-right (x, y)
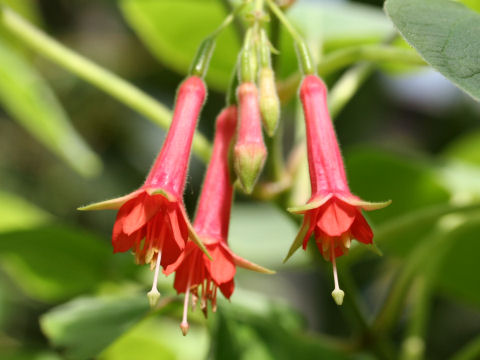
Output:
top-left (120, 0), bottom-right (240, 91)
top-left (0, 38), bottom-right (101, 177)
top-left (443, 130), bottom-right (480, 166)
top-left (40, 294), bottom-right (150, 360)
top-left (345, 147), bottom-right (450, 225)
top-left (0, 349), bottom-right (63, 360)
top-left (385, 0), bottom-right (480, 101)
top-left (228, 203), bottom-right (306, 269)
top-left (0, 191), bottom-right (50, 232)
top-left (100, 314), bottom-right (208, 360)
top-left (0, 225), bottom-right (110, 302)
top-left (288, 1), bottom-right (393, 49)
top-left (456, 0), bottom-right (480, 13)
top-left (436, 218), bottom-right (480, 307)
top-left (216, 295), bottom-right (349, 360)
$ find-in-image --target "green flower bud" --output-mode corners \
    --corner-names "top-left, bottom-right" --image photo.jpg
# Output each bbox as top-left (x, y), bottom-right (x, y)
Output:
top-left (259, 67), bottom-right (281, 137)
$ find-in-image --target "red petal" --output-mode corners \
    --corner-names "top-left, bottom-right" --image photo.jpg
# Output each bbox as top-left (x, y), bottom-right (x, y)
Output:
top-left (122, 193), bottom-right (160, 236)
top-left (316, 199), bottom-right (356, 237)
top-left (160, 238), bottom-right (183, 269)
top-left (350, 212), bottom-right (373, 244)
top-left (219, 279), bottom-right (235, 299)
top-left (206, 244), bottom-right (236, 285)
top-left (168, 208), bottom-right (187, 249)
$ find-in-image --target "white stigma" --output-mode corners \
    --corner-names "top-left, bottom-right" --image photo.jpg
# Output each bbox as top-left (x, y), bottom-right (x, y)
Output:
top-left (147, 251), bottom-right (162, 308)
top-left (331, 246), bottom-right (344, 306)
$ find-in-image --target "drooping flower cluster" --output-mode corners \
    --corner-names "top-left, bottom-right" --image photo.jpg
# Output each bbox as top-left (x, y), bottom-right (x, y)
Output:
top-left (165, 106), bottom-right (272, 335)
top-left (79, 0), bottom-right (390, 335)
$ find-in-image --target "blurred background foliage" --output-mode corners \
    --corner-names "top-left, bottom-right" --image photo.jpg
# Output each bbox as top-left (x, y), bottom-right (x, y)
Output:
top-left (0, 0), bottom-right (479, 359)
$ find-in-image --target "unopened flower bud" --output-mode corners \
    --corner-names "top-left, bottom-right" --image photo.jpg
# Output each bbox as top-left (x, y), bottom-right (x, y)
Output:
top-left (259, 67), bottom-right (280, 137)
top-left (234, 82), bottom-right (267, 194)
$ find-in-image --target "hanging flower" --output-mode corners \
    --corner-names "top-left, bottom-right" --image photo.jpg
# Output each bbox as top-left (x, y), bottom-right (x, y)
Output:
top-left (284, 75), bottom-right (390, 305)
top-left (165, 106), bottom-right (274, 335)
top-left (79, 76), bottom-right (210, 305)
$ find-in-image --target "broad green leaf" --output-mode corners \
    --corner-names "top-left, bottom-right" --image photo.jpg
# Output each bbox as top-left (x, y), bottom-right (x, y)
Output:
top-left (40, 294), bottom-right (150, 360)
top-left (100, 315), bottom-right (208, 360)
top-left (0, 225), bottom-right (110, 301)
top-left (120, 0), bottom-right (240, 91)
top-left (0, 191), bottom-right (50, 232)
top-left (385, 0), bottom-right (480, 101)
top-left (228, 203), bottom-right (306, 269)
top-left (0, 38), bottom-right (101, 177)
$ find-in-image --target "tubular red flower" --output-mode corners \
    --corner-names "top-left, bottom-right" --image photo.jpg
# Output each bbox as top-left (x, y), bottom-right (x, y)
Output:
top-left (79, 76), bottom-right (208, 273)
top-left (234, 82), bottom-right (267, 194)
top-left (164, 106), bottom-right (273, 335)
top-left (285, 75), bottom-right (390, 304)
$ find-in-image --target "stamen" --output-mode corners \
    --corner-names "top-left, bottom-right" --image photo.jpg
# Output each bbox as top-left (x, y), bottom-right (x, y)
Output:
top-left (180, 283), bottom-right (191, 336)
top-left (330, 246), bottom-right (344, 306)
top-left (147, 251), bottom-right (162, 308)
top-left (191, 293), bottom-right (198, 311)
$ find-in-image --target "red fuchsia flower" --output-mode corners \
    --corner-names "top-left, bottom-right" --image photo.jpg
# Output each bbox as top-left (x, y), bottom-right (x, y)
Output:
top-left (79, 76), bottom-right (210, 304)
top-left (164, 105), bottom-right (274, 335)
top-left (284, 75), bottom-right (390, 305)
top-left (233, 82), bottom-right (268, 194)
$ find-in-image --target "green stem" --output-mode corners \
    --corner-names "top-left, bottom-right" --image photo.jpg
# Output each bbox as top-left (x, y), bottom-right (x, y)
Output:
top-left (265, 0), bottom-right (314, 75)
top-left (219, 0), bottom-right (245, 43)
top-left (0, 6), bottom-right (212, 162)
top-left (318, 45), bottom-right (425, 77)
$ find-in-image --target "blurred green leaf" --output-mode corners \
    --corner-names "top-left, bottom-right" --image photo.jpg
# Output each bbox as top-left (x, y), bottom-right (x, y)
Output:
top-left (385, 0), bottom-right (480, 101)
top-left (288, 1), bottom-right (393, 49)
top-left (120, 0), bottom-right (240, 91)
top-left (0, 38), bottom-right (101, 177)
top-left (0, 0), bottom-right (39, 23)
top-left (0, 349), bottom-right (63, 360)
top-left (436, 218), bottom-right (480, 307)
top-left (456, 0), bottom-right (480, 13)
top-left (0, 225), bottom-right (110, 302)
top-left (215, 295), bottom-right (349, 360)
top-left (228, 203), bottom-right (306, 269)
top-left (451, 333), bottom-right (480, 360)
top-left (41, 294), bottom-right (150, 360)
top-left (100, 314), bottom-right (208, 360)
top-left (345, 147), bottom-right (450, 225)
top-left (0, 191), bottom-right (50, 232)
top-left (443, 130), bottom-right (480, 166)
